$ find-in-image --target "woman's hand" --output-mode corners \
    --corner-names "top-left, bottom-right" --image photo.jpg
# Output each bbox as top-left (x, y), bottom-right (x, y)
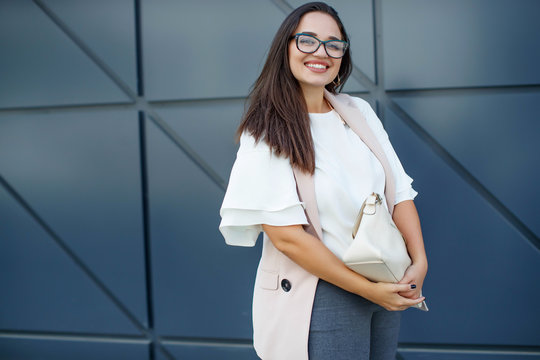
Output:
top-left (397, 262), bottom-right (427, 299)
top-left (392, 200), bottom-right (428, 301)
top-left (364, 282), bottom-right (425, 311)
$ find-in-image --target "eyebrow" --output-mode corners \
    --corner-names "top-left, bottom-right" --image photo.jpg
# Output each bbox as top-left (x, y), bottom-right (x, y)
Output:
top-left (301, 31), bottom-right (341, 41)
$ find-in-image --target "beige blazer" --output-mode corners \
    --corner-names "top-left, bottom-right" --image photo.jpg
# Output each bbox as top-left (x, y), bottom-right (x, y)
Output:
top-left (252, 90), bottom-right (397, 360)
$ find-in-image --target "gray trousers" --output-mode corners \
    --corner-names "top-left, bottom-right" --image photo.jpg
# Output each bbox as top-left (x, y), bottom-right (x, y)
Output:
top-left (308, 279), bottom-right (401, 360)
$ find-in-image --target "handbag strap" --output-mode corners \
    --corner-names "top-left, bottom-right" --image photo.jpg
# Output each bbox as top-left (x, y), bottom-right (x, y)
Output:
top-left (325, 91), bottom-right (396, 214)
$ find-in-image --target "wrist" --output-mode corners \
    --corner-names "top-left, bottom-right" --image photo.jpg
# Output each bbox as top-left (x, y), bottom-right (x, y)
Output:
top-left (411, 256), bottom-right (428, 271)
top-left (351, 272), bottom-right (376, 298)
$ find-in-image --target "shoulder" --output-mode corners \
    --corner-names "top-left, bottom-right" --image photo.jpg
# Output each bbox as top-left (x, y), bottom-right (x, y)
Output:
top-left (236, 132), bottom-right (291, 167)
top-left (238, 132), bottom-right (272, 155)
top-left (336, 93), bottom-right (388, 138)
top-left (347, 96), bottom-right (374, 116)
top-left (340, 94), bottom-right (381, 124)
top-left (334, 92), bottom-right (371, 109)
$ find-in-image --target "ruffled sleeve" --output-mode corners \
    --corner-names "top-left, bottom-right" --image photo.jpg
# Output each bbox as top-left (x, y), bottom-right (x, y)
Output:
top-left (351, 97), bottom-right (418, 204)
top-left (219, 133), bottom-right (309, 247)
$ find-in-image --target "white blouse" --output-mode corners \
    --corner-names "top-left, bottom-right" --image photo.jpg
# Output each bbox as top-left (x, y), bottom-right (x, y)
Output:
top-left (219, 97), bottom-right (417, 259)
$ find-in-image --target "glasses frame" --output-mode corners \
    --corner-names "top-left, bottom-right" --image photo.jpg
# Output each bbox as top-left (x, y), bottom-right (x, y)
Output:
top-left (292, 33), bottom-right (349, 59)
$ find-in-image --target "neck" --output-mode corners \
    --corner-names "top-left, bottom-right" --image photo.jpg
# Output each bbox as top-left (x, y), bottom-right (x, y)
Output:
top-left (301, 86), bottom-right (330, 113)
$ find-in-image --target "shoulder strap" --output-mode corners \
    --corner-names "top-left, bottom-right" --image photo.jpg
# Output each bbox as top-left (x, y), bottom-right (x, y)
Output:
top-left (324, 90), bottom-right (396, 214)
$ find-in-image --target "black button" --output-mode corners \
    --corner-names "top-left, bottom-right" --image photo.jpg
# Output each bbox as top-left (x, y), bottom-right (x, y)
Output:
top-left (281, 279), bottom-right (291, 292)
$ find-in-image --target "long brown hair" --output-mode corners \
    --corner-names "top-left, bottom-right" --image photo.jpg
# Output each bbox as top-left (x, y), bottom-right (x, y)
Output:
top-left (236, 2), bottom-right (352, 174)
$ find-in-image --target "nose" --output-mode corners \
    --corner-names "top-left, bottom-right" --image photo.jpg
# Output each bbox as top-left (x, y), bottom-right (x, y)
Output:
top-left (313, 43), bottom-right (328, 57)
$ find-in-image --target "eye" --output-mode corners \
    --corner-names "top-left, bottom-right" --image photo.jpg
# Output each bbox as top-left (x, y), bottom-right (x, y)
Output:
top-left (299, 36), bottom-right (317, 46)
top-left (326, 41), bottom-right (343, 51)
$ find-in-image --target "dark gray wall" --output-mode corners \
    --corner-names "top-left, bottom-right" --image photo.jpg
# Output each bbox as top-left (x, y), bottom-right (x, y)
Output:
top-left (1, 1), bottom-right (539, 359)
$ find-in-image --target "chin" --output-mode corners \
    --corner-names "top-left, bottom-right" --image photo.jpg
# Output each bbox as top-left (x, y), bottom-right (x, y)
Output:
top-left (301, 79), bottom-right (333, 89)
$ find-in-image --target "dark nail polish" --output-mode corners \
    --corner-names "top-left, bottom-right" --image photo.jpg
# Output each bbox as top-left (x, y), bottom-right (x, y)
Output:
top-left (410, 284), bottom-right (417, 289)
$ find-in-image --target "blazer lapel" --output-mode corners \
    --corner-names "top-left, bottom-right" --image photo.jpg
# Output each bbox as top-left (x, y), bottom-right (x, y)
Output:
top-left (292, 167), bottom-right (323, 240)
top-left (324, 90), bottom-right (396, 214)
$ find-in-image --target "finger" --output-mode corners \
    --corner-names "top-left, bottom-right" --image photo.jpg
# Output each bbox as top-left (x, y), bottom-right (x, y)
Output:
top-left (398, 291), bottom-right (417, 299)
top-left (406, 296), bottom-right (425, 306)
top-left (395, 283), bottom-right (417, 293)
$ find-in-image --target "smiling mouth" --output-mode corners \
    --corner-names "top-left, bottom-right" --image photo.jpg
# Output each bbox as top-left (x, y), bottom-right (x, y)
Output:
top-left (305, 63), bottom-right (328, 69)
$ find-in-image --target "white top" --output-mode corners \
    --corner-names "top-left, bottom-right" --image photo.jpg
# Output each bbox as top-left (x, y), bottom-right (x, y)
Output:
top-left (219, 97), bottom-right (417, 258)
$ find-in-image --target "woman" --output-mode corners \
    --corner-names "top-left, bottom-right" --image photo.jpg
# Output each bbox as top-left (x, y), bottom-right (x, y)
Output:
top-left (219, 2), bottom-right (428, 359)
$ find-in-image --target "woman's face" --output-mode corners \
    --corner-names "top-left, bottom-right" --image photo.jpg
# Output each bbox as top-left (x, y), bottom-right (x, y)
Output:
top-left (288, 11), bottom-right (343, 92)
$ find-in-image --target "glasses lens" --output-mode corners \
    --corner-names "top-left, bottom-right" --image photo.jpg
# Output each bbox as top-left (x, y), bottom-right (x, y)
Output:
top-left (297, 35), bottom-right (319, 53)
top-left (325, 41), bottom-right (346, 58)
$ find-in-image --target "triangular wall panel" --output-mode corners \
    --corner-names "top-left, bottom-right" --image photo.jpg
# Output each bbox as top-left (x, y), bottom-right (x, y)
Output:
top-left (392, 92), bottom-right (540, 238)
top-left (0, 1), bottom-right (130, 108)
top-left (153, 99), bottom-right (245, 182)
top-left (0, 110), bottom-right (148, 327)
top-left (0, 186), bottom-right (140, 334)
top-left (42, 0), bottom-right (138, 93)
top-left (146, 119), bottom-right (260, 339)
top-left (385, 107), bottom-right (540, 346)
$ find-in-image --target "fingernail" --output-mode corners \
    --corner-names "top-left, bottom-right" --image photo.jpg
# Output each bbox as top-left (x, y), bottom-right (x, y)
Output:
top-left (410, 284), bottom-right (417, 289)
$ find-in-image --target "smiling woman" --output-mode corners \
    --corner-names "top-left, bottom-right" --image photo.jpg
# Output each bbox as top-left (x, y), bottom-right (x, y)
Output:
top-left (288, 12), bottom-right (345, 93)
top-left (219, 2), bottom-right (428, 360)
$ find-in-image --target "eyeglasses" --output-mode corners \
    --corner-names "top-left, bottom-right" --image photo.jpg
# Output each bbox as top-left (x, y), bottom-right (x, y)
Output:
top-left (292, 33), bottom-right (349, 59)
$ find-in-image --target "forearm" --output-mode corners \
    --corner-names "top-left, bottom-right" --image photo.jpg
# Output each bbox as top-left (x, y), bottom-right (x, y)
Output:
top-left (393, 200), bottom-right (428, 269)
top-left (262, 223), bottom-right (426, 309)
top-left (261, 224), bottom-right (373, 297)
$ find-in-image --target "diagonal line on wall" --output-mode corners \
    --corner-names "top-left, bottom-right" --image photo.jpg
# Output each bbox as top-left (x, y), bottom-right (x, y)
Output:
top-left (0, 173), bottom-right (150, 336)
top-left (382, 99), bottom-right (540, 252)
top-left (144, 109), bottom-right (227, 191)
top-left (32, 1), bottom-right (179, 357)
top-left (273, 0), bottom-right (540, 252)
top-left (369, 0), bottom-right (540, 253)
top-left (32, 0), bottom-right (137, 101)
top-left (33, 0), bottom-right (227, 198)
top-left (271, 0), bottom-right (293, 13)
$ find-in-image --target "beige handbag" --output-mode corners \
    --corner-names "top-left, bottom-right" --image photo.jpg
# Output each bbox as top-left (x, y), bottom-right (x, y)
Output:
top-left (343, 193), bottom-right (429, 311)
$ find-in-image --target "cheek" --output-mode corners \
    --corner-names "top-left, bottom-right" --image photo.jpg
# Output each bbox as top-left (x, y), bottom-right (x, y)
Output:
top-left (288, 45), bottom-right (304, 77)
top-left (333, 60), bottom-right (342, 75)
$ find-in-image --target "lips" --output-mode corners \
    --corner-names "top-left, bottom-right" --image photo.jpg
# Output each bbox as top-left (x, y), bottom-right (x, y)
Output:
top-left (305, 61), bottom-right (329, 73)
top-left (306, 63), bottom-right (326, 69)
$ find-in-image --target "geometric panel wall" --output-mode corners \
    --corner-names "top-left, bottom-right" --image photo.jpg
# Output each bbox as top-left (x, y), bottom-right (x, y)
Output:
top-left (386, 108), bottom-right (540, 346)
top-left (382, 0), bottom-right (540, 89)
top-left (1, 1), bottom-right (539, 359)
top-left (0, 0), bottom-right (132, 108)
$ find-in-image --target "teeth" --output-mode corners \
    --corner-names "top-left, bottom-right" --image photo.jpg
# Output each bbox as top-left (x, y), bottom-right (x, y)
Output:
top-left (306, 63), bottom-right (326, 69)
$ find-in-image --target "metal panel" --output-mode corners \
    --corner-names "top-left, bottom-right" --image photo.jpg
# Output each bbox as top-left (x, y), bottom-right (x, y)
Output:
top-left (343, 76), bottom-right (367, 93)
top-left (42, 0), bottom-right (137, 93)
top-left (382, 0), bottom-right (540, 89)
top-left (385, 108), bottom-right (540, 346)
top-left (0, 1), bottom-right (130, 108)
top-left (142, 0), bottom-right (286, 100)
top-left (153, 100), bottom-right (244, 181)
top-left (392, 92), bottom-right (540, 238)
top-left (0, 337), bottom-right (148, 360)
top-left (0, 110), bottom-right (147, 328)
top-left (147, 120), bottom-right (260, 338)
top-left (0, 186), bottom-right (140, 334)
top-left (158, 342), bottom-right (257, 360)
top-left (2, 0), bottom-right (540, 358)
